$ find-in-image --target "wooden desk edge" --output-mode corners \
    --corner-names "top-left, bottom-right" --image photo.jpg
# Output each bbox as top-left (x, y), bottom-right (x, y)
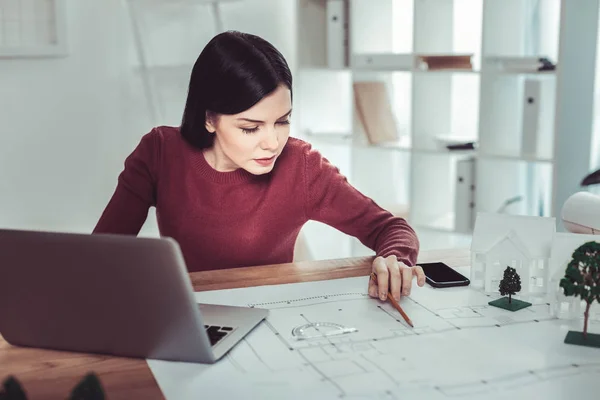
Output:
top-left (0, 248), bottom-right (471, 399)
top-left (190, 247), bottom-right (471, 291)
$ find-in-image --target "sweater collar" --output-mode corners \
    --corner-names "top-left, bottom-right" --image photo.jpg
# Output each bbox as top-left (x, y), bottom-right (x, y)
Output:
top-left (193, 149), bottom-right (257, 184)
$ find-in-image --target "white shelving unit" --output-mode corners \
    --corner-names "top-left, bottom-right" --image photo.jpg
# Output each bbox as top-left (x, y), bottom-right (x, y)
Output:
top-left (553, 0), bottom-right (600, 226)
top-left (122, 0), bottom-right (598, 259)
top-left (592, 2), bottom-right (600, 181)
top-left (295, 0), bottom-right (573, 256)
top-left (476, 0), bottom-right (560, 226)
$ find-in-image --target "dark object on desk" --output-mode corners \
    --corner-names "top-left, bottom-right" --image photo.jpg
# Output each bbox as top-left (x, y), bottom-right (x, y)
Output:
top-left (0, 373), bottom-right (105, 400)
top-left (0, 377), bottom-right (27, 400)
top-left (581, 168), bottom-right (600, 186)
top-left (69, 373), bottom-right (105, 400)
top-left (489, 266), bottom-right (531, 311)
top-left (446, 142), bottom-right (476, 151)
top-left (418, 262), bottom-right (470, 288)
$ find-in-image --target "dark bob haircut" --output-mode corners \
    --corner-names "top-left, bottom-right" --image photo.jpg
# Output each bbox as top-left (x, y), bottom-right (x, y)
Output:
top-left (180, 30), bottom-right (293, 149)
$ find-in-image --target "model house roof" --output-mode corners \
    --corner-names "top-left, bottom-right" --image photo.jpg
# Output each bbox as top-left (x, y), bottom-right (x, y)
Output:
top-left (484, 229), bottom-right (531, 259)
top-left (471, 212), bottom-right (556, 258)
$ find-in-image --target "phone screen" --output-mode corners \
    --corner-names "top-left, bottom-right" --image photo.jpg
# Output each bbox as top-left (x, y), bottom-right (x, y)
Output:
top-left (418, 262), bottom-right (470, 287)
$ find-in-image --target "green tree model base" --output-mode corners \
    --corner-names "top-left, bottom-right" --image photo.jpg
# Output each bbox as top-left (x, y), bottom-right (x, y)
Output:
top-left (564, 331), bottom-right (600, 348)
top-left (488, 297), bottom-right (532, 311)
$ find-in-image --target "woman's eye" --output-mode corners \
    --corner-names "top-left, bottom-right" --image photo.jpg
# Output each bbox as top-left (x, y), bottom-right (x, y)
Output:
top-left (241, 120), bottom-right (289, 134)
top-left (241, 127), bottom-right (259, 134)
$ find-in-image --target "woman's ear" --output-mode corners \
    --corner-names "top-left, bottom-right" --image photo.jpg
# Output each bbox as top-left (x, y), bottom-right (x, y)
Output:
top-left (205, 111), bottom-right (217, 133)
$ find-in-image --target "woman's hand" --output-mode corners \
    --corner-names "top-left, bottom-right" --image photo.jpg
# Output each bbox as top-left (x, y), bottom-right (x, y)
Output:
top-left (368, 255), bottom-right (426, 301)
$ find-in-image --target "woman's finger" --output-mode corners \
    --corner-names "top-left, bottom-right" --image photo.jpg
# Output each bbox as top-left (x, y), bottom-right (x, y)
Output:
top-left (373, 257), bottom-right (389, 301)
top-left (401, 265), bottom-right (413, 296)
top-left (413, 265), bottom-right (426, 287)
top-left (386, 255), bottom-right (401, 301)
top-left (368, 276), bottom-right (378, 297)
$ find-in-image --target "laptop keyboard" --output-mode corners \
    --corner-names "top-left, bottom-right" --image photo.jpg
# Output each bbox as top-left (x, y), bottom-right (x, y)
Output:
top-left (204, 325), bottom-right (234, 346)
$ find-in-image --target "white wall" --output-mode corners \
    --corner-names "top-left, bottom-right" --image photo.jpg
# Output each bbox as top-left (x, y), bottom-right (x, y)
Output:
top-left (592, 3), bottom-right (600, 174)
top-left (0, 0), bottom-right (134, 233)
top-left (0, 0), bottom-right (297, 235)
top-left (552, 0), bottom-right (600, 225)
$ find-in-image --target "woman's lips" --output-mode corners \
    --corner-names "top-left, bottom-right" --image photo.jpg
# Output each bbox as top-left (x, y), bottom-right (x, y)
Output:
top-left (254, 155), bottom-right (276, 166)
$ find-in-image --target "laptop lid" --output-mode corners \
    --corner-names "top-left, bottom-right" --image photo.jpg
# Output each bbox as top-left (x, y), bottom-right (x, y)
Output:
top-left (0, 229), bottom-right (216, 363)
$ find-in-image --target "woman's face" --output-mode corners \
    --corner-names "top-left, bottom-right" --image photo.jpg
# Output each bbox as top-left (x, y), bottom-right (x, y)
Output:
top-left (205, 84), bottom-right (292, 175)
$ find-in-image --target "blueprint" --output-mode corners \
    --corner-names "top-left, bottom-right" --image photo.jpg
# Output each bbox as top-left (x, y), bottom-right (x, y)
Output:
top-left (148, 267), bottom-right (599, 399)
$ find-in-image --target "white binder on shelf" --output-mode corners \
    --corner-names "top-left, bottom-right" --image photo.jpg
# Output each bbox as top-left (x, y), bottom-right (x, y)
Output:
top-left (483, 56), bottom-right (554, 72)
top-left (454, 157), bottom-right (476, 233)
top-left (521, 79), bottom-right (541, 157)
top-left (326, 0), bottom-right (348, 68)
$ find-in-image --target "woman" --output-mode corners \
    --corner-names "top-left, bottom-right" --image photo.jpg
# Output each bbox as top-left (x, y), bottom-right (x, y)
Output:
top-left (94, 31), bottom-right (424, 302)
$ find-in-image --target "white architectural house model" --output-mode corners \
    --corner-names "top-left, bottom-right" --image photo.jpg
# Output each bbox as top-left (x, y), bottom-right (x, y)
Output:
top-left (548, 232), bottom-right (600, 322)
top-left (470, 212), bottom-right (556, 295)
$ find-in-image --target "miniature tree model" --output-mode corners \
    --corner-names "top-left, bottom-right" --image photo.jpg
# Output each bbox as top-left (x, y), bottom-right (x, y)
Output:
top-left (559, 241), bottom-right (600, 348)
top-left (488, 266), bottom-right (531, 311)
top-left (498, 266), bottom-right (521, 304)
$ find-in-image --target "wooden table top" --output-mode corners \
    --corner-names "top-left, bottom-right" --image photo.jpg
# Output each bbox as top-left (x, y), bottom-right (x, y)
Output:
top-left (0, 248), bottom-right (470, 399)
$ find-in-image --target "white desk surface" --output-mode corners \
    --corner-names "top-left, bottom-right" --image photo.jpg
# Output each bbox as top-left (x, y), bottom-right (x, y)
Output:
top-left (149, 266), bottom-right (599, 399)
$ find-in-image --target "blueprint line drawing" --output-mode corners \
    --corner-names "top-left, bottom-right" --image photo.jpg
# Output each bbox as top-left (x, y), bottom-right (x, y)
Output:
top-left (249, 292), bottom-right (368, 308)
top-left (148, 275), bottom-right (600, 400)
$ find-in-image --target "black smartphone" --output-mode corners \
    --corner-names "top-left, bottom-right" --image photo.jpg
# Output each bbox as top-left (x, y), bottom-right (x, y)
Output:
top-left (417, 262), bottom-right (470, 288)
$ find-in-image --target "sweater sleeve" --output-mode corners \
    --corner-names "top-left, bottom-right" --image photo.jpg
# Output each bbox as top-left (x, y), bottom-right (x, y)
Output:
top-left (93, 130), bottom-right (159, 235)
top-left (303, 144), bottom-right (419, 266)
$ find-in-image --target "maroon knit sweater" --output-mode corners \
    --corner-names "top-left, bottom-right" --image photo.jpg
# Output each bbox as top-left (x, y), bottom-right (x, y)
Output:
top-left (93, 126), bottom-right (419, 272)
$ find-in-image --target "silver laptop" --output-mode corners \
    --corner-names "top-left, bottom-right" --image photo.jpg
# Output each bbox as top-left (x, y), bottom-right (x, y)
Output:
top-left (0, 228), bottom-right (268, 364)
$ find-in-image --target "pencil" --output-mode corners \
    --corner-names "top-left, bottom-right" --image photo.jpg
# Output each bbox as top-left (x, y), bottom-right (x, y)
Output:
top-left (370, 272), bottom-right (414, 328)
